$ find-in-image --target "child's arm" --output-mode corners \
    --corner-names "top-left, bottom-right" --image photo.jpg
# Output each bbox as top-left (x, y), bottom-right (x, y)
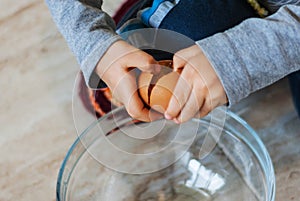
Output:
top-left (45, 0), bottom-right (120, 88)
top-left (95, 40), bottom-right (163, 122)
top-left (164, 45), bottom-right (227, 123)
top-left (166, 4), bottom-right (300, 123)
top-left (46, 0), bottom-right (162, 121)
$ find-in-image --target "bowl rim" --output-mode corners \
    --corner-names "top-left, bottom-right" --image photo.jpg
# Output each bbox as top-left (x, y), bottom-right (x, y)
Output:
top-left (56, 106), bottom-right (276, 201)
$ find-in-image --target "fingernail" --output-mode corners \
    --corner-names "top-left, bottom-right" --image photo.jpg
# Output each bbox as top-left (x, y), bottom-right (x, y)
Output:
top-left (164, 113), bottom-right (172, 120)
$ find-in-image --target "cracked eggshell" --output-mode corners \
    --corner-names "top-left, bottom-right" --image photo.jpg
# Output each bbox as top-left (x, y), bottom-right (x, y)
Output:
top-left (138, 72), bottom-right (153, 106)
top-left (150, 71), bottom-right (179, 113)
top-left (138, 61), bottom-right (180, 114)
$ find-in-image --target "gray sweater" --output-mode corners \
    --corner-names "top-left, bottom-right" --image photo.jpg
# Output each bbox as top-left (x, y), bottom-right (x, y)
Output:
top-left (45, 0), bottom-right (300, 106)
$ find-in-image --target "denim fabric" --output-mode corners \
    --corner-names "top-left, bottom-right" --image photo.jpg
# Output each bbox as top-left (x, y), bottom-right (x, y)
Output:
top-left (289, 71), bottom-right (300, 116)
top-left (118, 0), bottom-right (258, 40)
top-left (159, 0), bottom-right (257, 41)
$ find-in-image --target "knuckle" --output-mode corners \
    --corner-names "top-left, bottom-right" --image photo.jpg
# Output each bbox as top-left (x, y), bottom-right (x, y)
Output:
top-left (138, 54), bottom-right (156, 71)
top-left (174, 50), bottom-right (184, 58)
top-left (173, 52), bottom-right (180, 60)
top-left (139, 51), bottom-right (154, 62)
top-left (146, 54), bottom-right (155, 62)
top-left (173, 53), bottom-right (184, 63)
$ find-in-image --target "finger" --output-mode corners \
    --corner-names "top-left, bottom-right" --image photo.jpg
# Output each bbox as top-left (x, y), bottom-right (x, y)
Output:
top-left (126, 91), bottom-right (163, 122)
top-left (165, 65), bottom-right (193, 119)
top-left (114, 71), bottom-right (162, 122)
top-left (175, 89), bottom-right (205, 123)
top-left (173, 45), bottom-right (201, 71)
top-left (199, 98), bottom-right (213, 118)
top-left (123, 50), bottom-right (160, 74)
top-left (173, 51), bottom-right (187, 72)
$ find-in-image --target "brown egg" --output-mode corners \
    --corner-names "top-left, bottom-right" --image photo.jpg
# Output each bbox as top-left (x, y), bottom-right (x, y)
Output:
top-left (138, 60), bottom-right (180, 113)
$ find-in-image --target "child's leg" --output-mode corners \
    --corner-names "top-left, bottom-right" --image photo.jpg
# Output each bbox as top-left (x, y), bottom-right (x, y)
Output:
top-left (159, 0), bottom-right (258, 41)
top-left (289, 71), bottom-right (300, 117)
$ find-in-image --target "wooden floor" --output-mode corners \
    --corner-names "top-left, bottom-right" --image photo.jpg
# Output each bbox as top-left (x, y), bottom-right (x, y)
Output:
top-left (0, 1), bottom-right (299, 201)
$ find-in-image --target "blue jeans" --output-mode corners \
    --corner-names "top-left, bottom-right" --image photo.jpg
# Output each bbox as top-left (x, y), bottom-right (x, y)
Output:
top-left (289, 72), bottom-right (300, 116)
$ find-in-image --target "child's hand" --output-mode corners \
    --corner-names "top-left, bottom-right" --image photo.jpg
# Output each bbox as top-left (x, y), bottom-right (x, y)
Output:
top-left (165, 45), bottom-right (228, 123)
top-left (96, 40), bottom-right (163, 122)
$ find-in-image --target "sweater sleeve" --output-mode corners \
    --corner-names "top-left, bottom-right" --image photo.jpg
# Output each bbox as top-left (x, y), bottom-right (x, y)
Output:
top-left (45, 0), bottom-right (122, 88)
top-left (196, 4), bottom-right (300, 106)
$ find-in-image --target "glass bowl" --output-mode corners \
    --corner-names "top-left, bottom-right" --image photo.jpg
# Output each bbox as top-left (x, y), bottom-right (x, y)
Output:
top-left (57, 106), bottom-right (275, 201)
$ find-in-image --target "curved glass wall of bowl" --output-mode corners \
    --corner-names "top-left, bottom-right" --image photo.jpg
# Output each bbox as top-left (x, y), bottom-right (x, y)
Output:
top-left (58, 107), bottom-right (275, 201)
top-left (72, 28), bottom-right (228, 174)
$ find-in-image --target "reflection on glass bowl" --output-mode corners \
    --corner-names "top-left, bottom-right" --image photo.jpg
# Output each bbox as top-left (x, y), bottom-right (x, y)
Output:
top-left (57, 107), bottom-right (275, 201)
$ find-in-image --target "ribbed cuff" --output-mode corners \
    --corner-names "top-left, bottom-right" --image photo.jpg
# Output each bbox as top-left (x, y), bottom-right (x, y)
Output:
top-left (81, 34), bottom-right (122, 89)
top-left (196, 32), bottom-right (252, 106)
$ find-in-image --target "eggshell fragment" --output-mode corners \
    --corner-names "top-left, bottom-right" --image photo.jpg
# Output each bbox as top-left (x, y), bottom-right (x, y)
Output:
top-left (138, 60), bottom-right (180, 113)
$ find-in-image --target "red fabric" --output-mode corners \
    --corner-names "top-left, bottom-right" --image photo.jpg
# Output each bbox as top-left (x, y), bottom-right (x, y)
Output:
top-left (112, 0), bottom-right (139, 24)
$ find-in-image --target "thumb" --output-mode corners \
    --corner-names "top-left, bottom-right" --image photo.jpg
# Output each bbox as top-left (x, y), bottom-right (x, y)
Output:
top-left (124, 50), bottom-right (160, 74)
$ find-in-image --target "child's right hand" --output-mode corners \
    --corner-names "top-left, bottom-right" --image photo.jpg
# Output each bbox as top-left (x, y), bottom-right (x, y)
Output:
top-left (95, 40), bottom-right (163, 122)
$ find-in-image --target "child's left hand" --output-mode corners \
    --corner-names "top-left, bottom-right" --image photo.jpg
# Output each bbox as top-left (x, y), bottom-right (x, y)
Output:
top-left (164, 45), bottom-right (228, 123)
